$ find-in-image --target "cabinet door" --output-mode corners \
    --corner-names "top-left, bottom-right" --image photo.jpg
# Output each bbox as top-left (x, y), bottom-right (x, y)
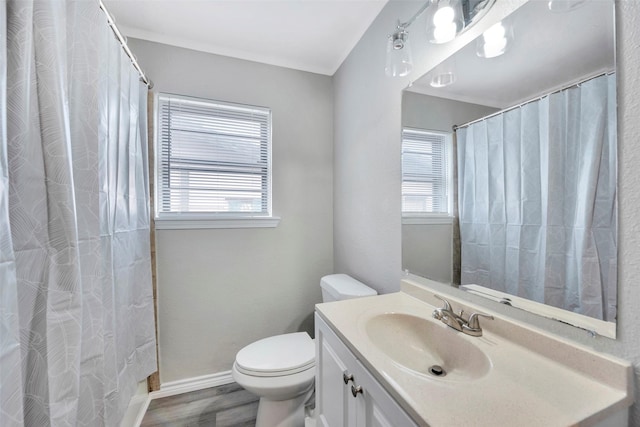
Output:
top-left (316, 314), bottom-right (419, 427)
top-left (316, 314), bottom-right (357, 427)
top-left (354, 358), bottom-right (418, 427)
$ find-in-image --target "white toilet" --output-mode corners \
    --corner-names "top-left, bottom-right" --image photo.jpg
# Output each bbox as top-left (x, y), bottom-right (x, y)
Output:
top-left (232, 274), bottom-right (377, 427)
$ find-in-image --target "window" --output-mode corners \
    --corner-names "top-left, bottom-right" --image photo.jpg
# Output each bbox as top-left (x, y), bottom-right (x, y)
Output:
top-left (156, 93), bottom-right (277, 228)
top-left (401, 128), bottom-right (452, 217)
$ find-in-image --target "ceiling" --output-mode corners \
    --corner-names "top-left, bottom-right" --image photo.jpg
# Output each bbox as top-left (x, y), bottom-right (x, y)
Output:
top-left (102, 0), bottom-right (389, 76)
top-left (408, 0), bottom-right (615, 108)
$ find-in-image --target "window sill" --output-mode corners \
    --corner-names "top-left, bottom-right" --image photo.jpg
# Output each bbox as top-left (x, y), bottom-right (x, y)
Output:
top-left (402, 216), bottom-right (454, 225)
top-left (155, 216), bottom-right (281, 230)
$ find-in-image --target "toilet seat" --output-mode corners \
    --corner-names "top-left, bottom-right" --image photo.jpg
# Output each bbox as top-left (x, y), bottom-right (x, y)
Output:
top-left (235, 332), bottom-right (315, 377)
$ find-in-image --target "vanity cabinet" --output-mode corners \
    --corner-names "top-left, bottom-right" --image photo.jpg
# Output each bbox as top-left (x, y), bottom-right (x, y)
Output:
top-left (315, 314), bottom-right (419, 427)
top-left (315, 290), bottom-right (633, 427)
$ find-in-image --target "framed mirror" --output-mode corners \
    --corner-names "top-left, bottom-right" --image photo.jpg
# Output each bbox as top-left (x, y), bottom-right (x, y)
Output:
top-left (401, 0), bottom-right (617, 337)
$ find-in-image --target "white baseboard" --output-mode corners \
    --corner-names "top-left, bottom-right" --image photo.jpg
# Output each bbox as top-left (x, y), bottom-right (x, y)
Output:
top-left (131, 396), bottom-right (151, 427)
top-left (150, 371), bottom-right (235, 400)
top-left (121, 381), bottom-right (151, 427)
top-left (127, 371), bottom-right (235, 425)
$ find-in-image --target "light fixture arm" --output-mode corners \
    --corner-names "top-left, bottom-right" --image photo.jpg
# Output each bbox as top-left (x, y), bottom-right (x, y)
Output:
top-left (396, 0), bottom-right (437, 31)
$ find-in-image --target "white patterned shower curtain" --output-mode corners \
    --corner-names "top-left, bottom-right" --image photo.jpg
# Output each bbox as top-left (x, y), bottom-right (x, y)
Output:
top-left (0, 0), bottom-right (157, 425)
top-left (456, 74), bottom-right (617, 322)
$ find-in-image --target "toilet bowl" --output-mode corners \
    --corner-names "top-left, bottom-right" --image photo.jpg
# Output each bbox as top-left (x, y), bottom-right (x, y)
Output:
top-left (232, 274), bottom-right (377, 427)
top-left (232, 332), bottom-right (315, 427)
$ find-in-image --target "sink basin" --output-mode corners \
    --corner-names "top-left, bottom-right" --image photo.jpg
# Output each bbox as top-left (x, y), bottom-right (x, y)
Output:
top-left (364, 313), bottom-right (491, 381)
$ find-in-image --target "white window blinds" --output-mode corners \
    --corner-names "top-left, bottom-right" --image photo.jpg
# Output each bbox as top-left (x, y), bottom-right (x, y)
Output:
top-left (157, 94), bottom-right (271, 217)
top-left (401, 128), bottom-right (451, 214)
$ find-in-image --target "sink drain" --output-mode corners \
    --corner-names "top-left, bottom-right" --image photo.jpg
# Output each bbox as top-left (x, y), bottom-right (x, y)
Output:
top-left (428, 365), bottom-right (446, 377)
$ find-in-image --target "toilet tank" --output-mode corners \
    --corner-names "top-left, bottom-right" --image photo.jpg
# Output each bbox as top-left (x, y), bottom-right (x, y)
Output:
top-left (320, 274), bottom-right (377, 303)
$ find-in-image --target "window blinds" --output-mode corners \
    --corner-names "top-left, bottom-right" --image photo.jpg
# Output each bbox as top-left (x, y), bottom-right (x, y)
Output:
top-left (401, 128), bottom-right (450, 214)
top-left (157, 94), bottom-right (271, 216)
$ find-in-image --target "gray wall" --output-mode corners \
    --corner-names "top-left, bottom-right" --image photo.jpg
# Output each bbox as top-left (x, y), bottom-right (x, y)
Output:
top-left (334, 1), bottom-right (640, 425)
top-left (401, 92), bottom-right (497, 282)
top-left (401, 91), bottom-right (497, 132)
top-left (129, 39), bottom-right (334, 384)
top-left (402, 223), bottom-right (452, 282)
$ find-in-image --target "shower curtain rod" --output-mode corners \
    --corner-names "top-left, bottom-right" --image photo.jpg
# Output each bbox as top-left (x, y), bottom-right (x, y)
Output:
top-left (99, 0), bottom-right (153, 89)
top-left (452, 70), bottom-right (614, 131)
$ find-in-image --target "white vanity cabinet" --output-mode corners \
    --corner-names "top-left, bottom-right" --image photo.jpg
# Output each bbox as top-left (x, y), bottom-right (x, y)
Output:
top-left (315, 290), bottom-right (633, 427)
top-left (315, 314), bottom-right (419, 427)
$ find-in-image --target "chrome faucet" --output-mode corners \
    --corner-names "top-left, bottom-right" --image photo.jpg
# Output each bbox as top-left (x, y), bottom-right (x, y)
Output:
top-left (432, 295), bottom-right (466, 332)
top-left (432, 295), bottom-right (493, 337)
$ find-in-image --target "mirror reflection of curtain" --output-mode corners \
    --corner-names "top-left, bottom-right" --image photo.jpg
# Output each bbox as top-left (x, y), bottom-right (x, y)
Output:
top-left (456, 74), bottom-right (617, 321)
top-left (0, 1), bottom-right (156, 425)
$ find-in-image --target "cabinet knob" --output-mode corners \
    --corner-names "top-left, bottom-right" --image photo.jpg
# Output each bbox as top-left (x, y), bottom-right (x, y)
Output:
top-left (343, 372), bottom-right (354, 384)
top-left (351, 385), bottom-right (363, 397)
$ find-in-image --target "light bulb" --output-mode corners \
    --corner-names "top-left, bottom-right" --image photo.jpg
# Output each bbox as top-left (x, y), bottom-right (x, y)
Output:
top-left (483, 22), bottom-right (506, 42)
top-left (433, 23), bottom-right (457, 43)
top-left (427, 0), bottom-right (464, 44)
top-left (477, 22), bottom-right (511, 58)
top-left (433, 6), bottom-right (454, 26)
top-left (479, 38), bottom-right (507, 58)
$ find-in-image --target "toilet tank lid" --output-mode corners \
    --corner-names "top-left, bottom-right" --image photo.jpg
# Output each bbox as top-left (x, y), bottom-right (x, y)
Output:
top-left (320, 274), bottom-right (377, 299)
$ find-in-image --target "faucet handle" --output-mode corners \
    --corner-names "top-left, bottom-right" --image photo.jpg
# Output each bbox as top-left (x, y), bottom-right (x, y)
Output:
top-left (433, 294), bottom-right (453, 311)
top-left (466, 312), bottom-right (494, 330)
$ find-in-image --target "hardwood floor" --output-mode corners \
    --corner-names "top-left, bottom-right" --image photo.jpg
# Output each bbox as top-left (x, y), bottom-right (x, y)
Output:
top-left (141, 382), bottom-right (259, 427)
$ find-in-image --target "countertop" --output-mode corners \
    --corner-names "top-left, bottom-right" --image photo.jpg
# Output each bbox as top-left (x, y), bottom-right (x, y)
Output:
top-left (315, 288), bottom-right (633, 427)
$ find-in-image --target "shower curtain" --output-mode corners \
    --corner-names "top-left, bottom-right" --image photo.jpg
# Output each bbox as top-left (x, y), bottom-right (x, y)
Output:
top-left (456, 74), bottom-right (617, 322)
top-left (0, 0), bottom-right (157, 425)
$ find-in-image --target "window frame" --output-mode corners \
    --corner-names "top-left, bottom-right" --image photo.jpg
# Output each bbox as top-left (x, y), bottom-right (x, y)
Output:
top-left (154, 93), bottom-right (279, 229)
top-left (401, 127), bottom-right (454, 223)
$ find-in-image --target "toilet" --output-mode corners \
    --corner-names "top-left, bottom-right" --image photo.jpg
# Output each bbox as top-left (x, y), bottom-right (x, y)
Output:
top-left (232, 274), bottom-right (377, 427)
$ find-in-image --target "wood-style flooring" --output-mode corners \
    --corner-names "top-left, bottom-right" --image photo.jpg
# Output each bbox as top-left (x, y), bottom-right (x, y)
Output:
top-left (140, 382), bottom-right (259, 427)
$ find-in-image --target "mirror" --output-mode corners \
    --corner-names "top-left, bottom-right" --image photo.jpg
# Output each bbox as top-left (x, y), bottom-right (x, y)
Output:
top-left (401, 0), bottom-right (617, 337)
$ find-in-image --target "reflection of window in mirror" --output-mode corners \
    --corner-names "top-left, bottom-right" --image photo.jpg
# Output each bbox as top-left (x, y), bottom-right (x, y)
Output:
top-left (401, 128), bottom-right (452, 219)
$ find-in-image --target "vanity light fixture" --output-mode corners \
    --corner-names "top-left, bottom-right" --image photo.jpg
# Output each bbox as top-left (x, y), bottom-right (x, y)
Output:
top-left (385, 0), bottom-right (496, 78)
top-left (385, 23), bottom-right (413, 77)
top-left (476, 21), bottom-right (512, 58)
top-left (384, 0), bottom-right (433, 78)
